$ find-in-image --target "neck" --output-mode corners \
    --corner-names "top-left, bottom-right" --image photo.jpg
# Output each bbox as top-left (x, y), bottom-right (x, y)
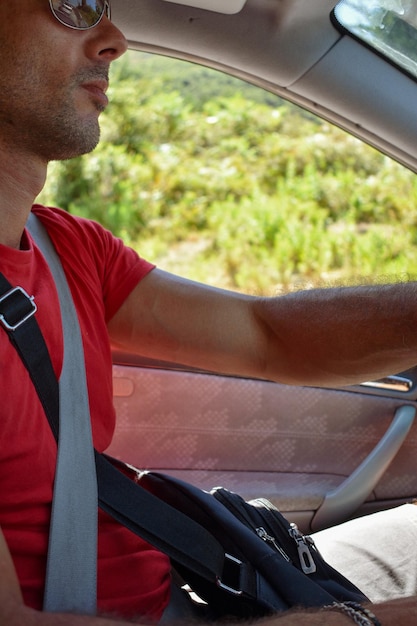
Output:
top-left (0, 153), bottom-right (47, 249)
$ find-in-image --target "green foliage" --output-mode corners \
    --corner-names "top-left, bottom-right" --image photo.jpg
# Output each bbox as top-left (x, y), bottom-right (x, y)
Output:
top-left (37, 51), bottom-right (417, 294)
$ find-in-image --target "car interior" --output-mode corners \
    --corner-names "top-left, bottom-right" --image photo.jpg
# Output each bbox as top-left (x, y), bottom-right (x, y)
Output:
top-left (104, 0), bottom-right (417, 534)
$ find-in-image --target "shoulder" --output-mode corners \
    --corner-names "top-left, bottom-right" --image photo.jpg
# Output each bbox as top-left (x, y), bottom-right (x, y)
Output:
top-left (31, 204), bottom-right (116, 248)
top-left (31, 204), bottom-right (152, 272)
top-left (31, 205), bottom-right (155, 320)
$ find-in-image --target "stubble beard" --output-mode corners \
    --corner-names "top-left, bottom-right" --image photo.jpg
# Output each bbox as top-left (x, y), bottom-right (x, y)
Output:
top-left (0, 67), bottom-right (108, 163)
top-left (29, 87), bottom-right (105, 163)
top-left (33, 104), bottom-right (103, 162)
top-left (44, 66), bottom-right (110, 161)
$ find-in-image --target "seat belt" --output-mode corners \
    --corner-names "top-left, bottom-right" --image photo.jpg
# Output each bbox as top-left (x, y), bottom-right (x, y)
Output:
top-left (26, 213), bottom-right (98, 615)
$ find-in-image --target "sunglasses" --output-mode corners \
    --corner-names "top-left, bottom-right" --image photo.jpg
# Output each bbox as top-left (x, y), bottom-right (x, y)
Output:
top-left (49, 0), bottom-right (111, 30)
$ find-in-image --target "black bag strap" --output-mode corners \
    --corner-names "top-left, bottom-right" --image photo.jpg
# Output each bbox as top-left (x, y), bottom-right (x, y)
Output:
top-left (1, 216), bottom-right (261, 604)
top-left (2, 214), bottom-right (344, 615)
top-left (0, 275), bottom-right (59, 440)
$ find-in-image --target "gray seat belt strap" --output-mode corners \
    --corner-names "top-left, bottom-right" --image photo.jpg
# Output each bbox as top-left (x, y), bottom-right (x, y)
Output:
top-left (27, 213), bottom-right (98, 615)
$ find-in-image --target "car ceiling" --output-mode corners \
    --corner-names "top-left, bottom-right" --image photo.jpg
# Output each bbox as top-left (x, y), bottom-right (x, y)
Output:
top-left (111, 0), bottom-right (417, 174)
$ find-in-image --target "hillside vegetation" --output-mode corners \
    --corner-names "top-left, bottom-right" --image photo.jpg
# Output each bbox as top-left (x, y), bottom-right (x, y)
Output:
top-left (37, 51), bottom-right (417, 294)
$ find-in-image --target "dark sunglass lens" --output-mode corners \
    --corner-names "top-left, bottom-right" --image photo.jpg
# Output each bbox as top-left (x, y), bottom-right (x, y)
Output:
top-left (51, 0), bottom-right (107, 29)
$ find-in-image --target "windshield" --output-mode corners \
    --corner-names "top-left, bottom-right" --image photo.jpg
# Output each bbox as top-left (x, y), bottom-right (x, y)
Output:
top-left (333, 0), bottom-right (417, 80)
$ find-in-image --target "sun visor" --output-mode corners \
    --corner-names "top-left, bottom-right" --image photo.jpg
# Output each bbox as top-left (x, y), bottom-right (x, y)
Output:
top-left (161, 0), bottom-right (248, 14)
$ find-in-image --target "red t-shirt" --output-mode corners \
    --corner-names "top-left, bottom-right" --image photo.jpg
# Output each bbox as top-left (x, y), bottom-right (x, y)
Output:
top-left (0, 205), bottom-right (171, 621)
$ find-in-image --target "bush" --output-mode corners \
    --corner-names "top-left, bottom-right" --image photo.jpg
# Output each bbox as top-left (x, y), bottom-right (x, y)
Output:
top-left (37, 51), bottom-right (417, 293)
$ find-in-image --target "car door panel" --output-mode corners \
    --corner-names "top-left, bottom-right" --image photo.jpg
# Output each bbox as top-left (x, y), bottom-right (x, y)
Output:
top-left (108, 362), bottom-right (417, 531)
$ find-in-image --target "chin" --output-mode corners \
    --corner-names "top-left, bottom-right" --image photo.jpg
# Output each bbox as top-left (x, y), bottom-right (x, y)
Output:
top-left (48, 126), bottom-right (101, 161)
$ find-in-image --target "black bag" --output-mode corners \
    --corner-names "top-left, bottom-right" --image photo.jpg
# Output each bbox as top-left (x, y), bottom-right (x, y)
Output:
top-left (98, 454), bottom-right (368, 620)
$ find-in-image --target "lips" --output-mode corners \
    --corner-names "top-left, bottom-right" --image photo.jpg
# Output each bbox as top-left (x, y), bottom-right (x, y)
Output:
top-left (81, 79), bottom-right (109, 108)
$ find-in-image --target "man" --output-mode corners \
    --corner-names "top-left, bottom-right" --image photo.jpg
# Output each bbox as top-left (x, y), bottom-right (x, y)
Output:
top-left (0, 1), bottom-right (417, 624)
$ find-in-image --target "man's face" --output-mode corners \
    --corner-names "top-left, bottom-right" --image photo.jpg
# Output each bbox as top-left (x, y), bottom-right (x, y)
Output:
top-left (0, 0), bottom-right (127, 163)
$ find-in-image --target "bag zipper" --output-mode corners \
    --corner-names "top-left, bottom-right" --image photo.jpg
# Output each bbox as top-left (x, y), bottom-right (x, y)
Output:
top-left (288, 523), bottom-right (317, 575)
top-left (255, 526), bottom-right (291, 562)
top-left (251, 499), bottom-right (317, 575)
top-left (214, 489), bottom-right (317, 574)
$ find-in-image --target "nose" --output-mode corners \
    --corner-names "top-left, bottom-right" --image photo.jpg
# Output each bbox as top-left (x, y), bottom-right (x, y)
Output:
top-left (86, 15), bottom-right (128, 62)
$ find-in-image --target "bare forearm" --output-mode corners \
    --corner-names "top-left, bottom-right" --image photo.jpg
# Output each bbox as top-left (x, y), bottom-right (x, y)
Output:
top-left (109, 271), bottom-right (417, 386)
top-left (7, 597), bottom-right (417, 626)
top-left (256, 282), bottom-right (417, 386)
top-left (4, 604), bottom-right (140, 626)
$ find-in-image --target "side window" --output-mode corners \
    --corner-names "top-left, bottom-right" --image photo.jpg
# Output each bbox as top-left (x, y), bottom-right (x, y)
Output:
top-left (38, 50), bottom-right (417, 296)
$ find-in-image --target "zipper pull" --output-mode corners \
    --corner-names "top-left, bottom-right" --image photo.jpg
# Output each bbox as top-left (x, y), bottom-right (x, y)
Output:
top-left (288, 523), bottom-right (317, 574)
top-left (256, 527), bottom-right (291, 562)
